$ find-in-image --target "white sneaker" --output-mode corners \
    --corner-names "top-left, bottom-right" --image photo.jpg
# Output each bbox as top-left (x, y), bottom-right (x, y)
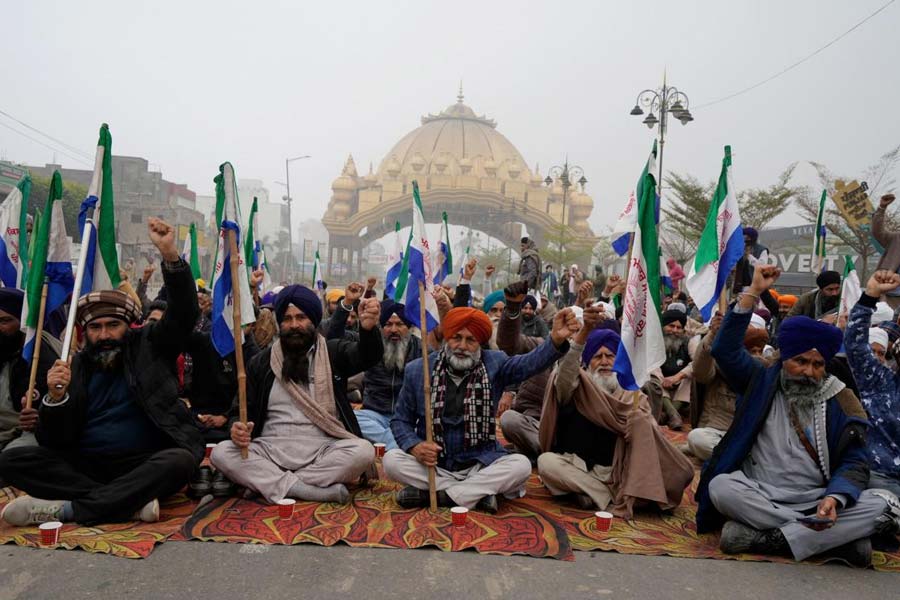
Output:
top-left (1, 496), bottom-right (66, 526)
top-left (133, 499), bottom-right (159, 523)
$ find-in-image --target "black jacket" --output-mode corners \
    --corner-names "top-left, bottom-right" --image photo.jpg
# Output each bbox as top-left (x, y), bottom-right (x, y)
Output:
top-left (185, 332), bottom-right (259, 415)
top-left (36, 259), bottom-right (204, 462)
top-left (361, 335), bottom-right (421, 415)
top-left (6, 331), bottom-right (60, 412)
top-left (236, 325), bottom-right (384, 438)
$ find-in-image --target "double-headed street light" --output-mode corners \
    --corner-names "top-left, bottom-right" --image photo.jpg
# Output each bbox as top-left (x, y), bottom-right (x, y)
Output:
top-left (283, 154), bottom-right (311, 281)
top-left (543, 160), bottom-right (587, 254)
top-left (629, 78), bottom-right (693, 201)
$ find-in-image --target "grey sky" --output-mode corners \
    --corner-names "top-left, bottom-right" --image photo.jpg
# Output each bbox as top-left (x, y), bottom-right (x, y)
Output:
top-left (2, 0), bottom-right (898, 239)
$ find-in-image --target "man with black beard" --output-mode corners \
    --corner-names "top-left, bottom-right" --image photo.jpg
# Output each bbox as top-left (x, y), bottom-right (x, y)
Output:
top-left (658, 309), bottom-right (692, 430)
top-left (0, 289), bottom-right (59, 453)
top-left (354, 300), bottom-right (418, 451)
top-left (520, 295), bottom-right (549, 339)
top-left (537, 306), bottom-right (694, 513)
top-left (385, 306), bottom-right (578, 512)
top-left (788, 270), bottom-right (842, 322)
top-left (697, 265), bottom-right (890, 567)
top-left (212, 284), bottom-right (382, 505)
top-left (0, 218), bottom-right (202, 527)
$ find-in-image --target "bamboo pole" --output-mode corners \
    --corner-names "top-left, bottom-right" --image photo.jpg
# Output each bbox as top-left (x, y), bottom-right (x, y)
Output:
top-left (24, 279), bottom-right (49, 410)
top-left (419, 281), bottom-right (438, 511)
top-left (228, 228), bottom-right (249, 460)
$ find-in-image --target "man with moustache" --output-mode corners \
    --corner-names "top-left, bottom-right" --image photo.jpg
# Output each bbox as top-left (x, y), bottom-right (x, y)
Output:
top-left (212, 285), bottom-right (382, 505)
top-left (697, 265), bottom-right (889, 567)
top-left (788, 270), bottom-right (842, 321)
top-left (354, 300), bottom-right (419, 450)
top-left (658, 308), bottom-right (693, 430)
top-left (520, 294), bottom-right (549, 339)
top-left (536, 306), bottom-right (694, 513)
top-left (0, 289), bottom-right (59, 453)
top-left (384, 306), bottom-right (579, 512)
top-left (0, 218), bottom-right (201, 526)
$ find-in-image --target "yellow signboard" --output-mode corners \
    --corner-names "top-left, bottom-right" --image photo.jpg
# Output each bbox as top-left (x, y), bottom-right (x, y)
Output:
top-left (832, 179), bottom-right (872, 229)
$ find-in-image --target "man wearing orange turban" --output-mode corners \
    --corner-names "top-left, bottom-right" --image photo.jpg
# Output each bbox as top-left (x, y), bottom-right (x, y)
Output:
top-left (385, 307), bottom-right (580, 513)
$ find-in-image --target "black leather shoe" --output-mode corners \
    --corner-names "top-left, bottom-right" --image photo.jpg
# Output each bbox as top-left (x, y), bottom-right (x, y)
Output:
top-left (211, 470), bottom-right (235, 498)
top-left (720, 520), bottom-right (790, 556)
top-left (821, 538), bottom-right (873, 568)
top-left (189, 466), bottom-right (213, 498)
top-left (475, 494), bottom-right (498, 514)
top-left (397, 486), bottom-right (429, 509)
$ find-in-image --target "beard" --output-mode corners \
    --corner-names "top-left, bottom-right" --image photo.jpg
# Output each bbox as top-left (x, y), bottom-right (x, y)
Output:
top-left (446, 345), bottom-right (482, 372)
top-left (821, 294), bottom-right (839, 314)
top-left (781, 371), bottom-right (823, 410)
top-left (0, 330), bottom-right (24, 363)
top-left (382, 334), bottom-right (410, 372)
top-left (280, 324), bottom-right (316, 383)
top-left (85, 338), bottom-right (125, 371)
top-left (589, 369), bottom-right (620, 394)
top-left (664, 333), bottom-right (687, 356)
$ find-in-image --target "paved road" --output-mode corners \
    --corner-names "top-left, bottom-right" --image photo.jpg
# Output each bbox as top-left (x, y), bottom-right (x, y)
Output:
top-left (0, 542), bottom-right (896, 600)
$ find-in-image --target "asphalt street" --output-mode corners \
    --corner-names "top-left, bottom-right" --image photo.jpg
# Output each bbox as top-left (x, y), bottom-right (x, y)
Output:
top-left (0, 541), bottom-right (896, 600)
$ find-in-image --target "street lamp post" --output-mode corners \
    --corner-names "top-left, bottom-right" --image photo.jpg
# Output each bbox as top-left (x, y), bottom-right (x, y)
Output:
top-left (628, 76), bottom-right (694, 203)
top-left (283, 154), bottom-right (311, 282)
top-left (544, 160), bottom-right (587, 256)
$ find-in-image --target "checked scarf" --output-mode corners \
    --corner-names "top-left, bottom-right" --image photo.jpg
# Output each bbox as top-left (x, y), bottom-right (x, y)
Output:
top-left (430, 347), bottom-right (495, 450)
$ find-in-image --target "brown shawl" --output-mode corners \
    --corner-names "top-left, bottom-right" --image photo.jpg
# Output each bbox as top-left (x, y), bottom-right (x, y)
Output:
top-left (538, 369), bottom-right (694, 519)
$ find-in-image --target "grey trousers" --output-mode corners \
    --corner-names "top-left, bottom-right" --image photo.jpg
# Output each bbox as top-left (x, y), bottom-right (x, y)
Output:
top-left (709, 471), bottom-right (887, 561)
top-left (0, 432), bottom-right (37, 453)
top-left (499, 410), bottom-right (541, 459)
top-left (537, 452), bottom-right (613, 510)
top-left (686, 428), bottom-right (725, 461)
top-left (383, 449), bottom-right (531, 508)
top-left (212, 439), bottom-right (373, 504)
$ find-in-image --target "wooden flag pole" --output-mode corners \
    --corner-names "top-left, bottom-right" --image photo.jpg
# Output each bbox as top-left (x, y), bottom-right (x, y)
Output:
top-left (228, 228), bottom-right (249, 460)
top-left (419, 281), bottom-right (438, 511)
top-left (717, 287), bottom-right (728, 315)
top-left (24, 279), bottom-right (49, 411)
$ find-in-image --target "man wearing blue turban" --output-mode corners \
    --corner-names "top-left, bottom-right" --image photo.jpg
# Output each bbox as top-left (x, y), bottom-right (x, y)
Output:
top-left (697, 265), bottom-right (890, 568)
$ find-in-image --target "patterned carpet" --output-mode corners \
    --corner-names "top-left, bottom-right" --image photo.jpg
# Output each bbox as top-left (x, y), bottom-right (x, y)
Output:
top-left (1, 432), bottom-right (900, 568)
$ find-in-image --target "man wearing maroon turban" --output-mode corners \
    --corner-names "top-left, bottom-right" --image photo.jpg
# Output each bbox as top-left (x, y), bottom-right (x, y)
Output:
top-left (384, 306), bottom-right (579, 512)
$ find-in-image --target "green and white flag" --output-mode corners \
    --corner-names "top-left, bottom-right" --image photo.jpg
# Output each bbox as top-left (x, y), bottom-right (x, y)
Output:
top-left (838, 255), bottom-right (860, 316)
top-left (181, 222), bottom-right (202, 280)
top-left (79, 123), bottom-right (121, 294)
top-left (812, 189), bottom-right (827, 273)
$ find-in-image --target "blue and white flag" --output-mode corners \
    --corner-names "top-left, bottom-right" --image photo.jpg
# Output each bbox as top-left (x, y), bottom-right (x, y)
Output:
top-left (384, 221), bottom-right (404, 299)
top-left (611, 191), bottom-right (637, 257)
top-left (395, 181), bottom-right (440, 332)
top-left (686, 146), bottom-right (744, 322)
top-left (312, 250), bottom-right (324, 290)
top-left (21, 171), bottom-right (74, 362)
top-left (660, 250), bottom-right (673, 292)
top-left (0, 175), bottom-right (30, 289)
top-left (210, 162), bottom-right (256, 357)
top-left (433, 211), bottom-right (452, 286)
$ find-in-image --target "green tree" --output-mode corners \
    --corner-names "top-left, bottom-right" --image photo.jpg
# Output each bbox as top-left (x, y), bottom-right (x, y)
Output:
top-left (542, 224), bottom-right (584, 271)
top-left (28, 174), bottom-right (86, 241)
top-left (795, 144), bottom-right (900, 281)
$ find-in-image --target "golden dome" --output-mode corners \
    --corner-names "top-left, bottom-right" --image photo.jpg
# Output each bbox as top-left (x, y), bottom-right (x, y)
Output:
top-left (376, 91), bottom-right (533, 182)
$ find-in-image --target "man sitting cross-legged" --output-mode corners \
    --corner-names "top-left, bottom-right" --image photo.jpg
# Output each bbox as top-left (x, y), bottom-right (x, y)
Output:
top-left (384, 306), bottom-right (578, 513)
top-left (537, 305), bottom-right (694, 514)
top-left (0, 218), bottom-right (202, 526)
top-left (212, 285), bottom-right (381, 505)
top-left (696, 265), bottom-right (890, 568)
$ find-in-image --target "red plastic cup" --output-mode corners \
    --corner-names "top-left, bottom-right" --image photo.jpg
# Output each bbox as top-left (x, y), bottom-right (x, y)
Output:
top-left (595, 511), bottom-right (613, 532)
top-left (373, 443), bottom-right (386, 458)
top-left (451, 507), bottom-right (468, 527)
top-left (39, 521), bottom-right (62, 546)
top-left (277, 499), bottom-right (295, 519)
top-left (205, 444), bottom-right (216, 460)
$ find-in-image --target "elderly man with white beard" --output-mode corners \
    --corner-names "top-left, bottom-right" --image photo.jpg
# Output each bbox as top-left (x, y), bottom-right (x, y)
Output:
top-left (354, 301), bottom-right (419, 450)
top-left (384, 306), bottom-right (579, 512)
top-left (537, 306), bottom-right (694, 514)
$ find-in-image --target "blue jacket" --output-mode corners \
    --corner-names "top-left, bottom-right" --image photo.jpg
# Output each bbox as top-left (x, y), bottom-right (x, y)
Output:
top-left (695, 307), bottom-right (871, 534)
top-left (844, 294), bottom-right (900, 479)
top-left (391, 338), bottom-right (567, 469)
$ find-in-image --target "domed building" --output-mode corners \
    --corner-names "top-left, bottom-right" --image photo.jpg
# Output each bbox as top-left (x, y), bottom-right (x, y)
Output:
top-left (322, 90), bottom-right (596, 279)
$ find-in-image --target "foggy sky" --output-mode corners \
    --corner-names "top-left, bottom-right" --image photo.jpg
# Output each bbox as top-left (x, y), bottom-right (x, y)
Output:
top-left (2, 0), bottom-right (898, 240)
